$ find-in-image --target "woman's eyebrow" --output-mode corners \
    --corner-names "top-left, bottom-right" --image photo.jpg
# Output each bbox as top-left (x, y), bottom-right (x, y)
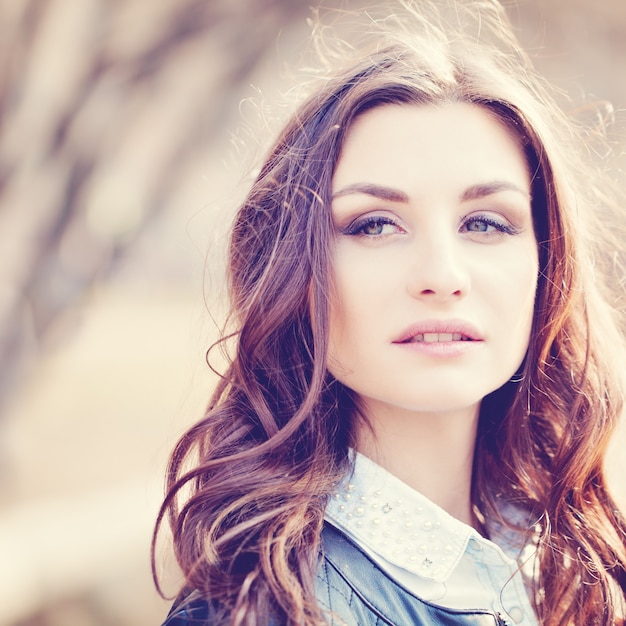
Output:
top-left (332, 181), bottom-right (530, 203)
top-left (332, 183), bottom-right (409, 203)
top-left (461, 181), bottom-right (531, 202)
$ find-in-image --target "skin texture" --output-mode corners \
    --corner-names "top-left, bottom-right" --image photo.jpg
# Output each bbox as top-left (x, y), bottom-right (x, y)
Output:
top-left (328, 103), bottom-right (539, 523)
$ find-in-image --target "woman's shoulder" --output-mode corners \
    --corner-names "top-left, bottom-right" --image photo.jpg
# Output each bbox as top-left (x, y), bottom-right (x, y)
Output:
top-left (160, 525), bottom-right (508, 626)
top-left (161, 589), bottom-right (216, 626)
top-left (160, 588), bottom-right (283, 626)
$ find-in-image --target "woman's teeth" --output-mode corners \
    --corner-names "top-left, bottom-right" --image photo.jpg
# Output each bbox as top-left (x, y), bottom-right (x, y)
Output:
top-left (411, 333), bottom-right (467, 342)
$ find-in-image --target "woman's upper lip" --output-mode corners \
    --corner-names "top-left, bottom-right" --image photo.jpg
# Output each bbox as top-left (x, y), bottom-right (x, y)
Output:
top-left (392, 319), bottom-right (484, 343)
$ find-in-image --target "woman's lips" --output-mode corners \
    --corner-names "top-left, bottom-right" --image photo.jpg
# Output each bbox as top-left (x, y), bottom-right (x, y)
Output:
top-left (392, 320), bottom-right (483, 356)
top-left (393, 320), bottom-right (483, 343)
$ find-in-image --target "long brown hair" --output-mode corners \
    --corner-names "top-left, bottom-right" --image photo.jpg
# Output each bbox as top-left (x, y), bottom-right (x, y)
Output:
top-left (153, 2), bottom-right (626, 624)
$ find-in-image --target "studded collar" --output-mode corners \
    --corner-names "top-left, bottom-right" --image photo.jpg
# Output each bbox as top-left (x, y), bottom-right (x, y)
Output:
top-left (325, 451), bottom-right (483, 584)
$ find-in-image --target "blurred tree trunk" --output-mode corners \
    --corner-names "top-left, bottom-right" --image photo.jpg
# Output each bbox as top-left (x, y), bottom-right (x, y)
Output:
top-left (0, 0), bottom-right (311, 411)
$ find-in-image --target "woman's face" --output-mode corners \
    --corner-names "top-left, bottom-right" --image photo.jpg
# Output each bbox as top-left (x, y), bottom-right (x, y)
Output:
top-left (327, 102), bottom-right (538, 418)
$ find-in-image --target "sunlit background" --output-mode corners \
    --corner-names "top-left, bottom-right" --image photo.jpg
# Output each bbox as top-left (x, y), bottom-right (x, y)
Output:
top-left (1, 1), bottom-right (625, 624)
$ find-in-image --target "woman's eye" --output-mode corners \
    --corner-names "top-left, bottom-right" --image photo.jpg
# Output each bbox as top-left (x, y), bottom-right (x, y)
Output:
top-left (461, 215), bottom-right (518, 235)
top-left (342, 216), bottom-right (402, 237)
top-left (465, 219), bottom-right (493, 233)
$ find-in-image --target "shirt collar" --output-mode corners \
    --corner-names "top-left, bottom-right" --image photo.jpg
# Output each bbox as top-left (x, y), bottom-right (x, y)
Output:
top-left (325, 451), bottom-right (478, 584)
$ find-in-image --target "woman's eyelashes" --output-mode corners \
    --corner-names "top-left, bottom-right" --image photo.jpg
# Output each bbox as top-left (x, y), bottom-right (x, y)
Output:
top-left (340, 214), bottom-right (404, 237)
top-left (460, 213), bottom-right (521, 236)
top-left (337, 211), bottom-right (522, 239)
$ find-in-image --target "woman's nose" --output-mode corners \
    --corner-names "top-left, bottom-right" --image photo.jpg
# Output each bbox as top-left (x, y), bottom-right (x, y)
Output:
top-left (406, 237), bottom-right (470, 301)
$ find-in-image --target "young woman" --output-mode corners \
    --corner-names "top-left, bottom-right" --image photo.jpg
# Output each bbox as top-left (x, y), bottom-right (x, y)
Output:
top-left (153, 1), bottom-right (626, 624)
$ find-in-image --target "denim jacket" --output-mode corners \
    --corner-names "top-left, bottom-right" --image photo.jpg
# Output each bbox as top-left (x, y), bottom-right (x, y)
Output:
top-left (162, 523), bottom-right (509, 625)
top-left (324, 452), bottom-right (537, 624)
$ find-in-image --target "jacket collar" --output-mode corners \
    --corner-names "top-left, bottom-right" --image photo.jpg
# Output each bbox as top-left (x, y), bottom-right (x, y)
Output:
top-left (325, 451), bottom-right (479, 584)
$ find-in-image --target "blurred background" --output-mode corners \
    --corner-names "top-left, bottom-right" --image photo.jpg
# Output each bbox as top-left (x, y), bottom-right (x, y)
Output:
top-left (0, 0), bottom-right (625, 624)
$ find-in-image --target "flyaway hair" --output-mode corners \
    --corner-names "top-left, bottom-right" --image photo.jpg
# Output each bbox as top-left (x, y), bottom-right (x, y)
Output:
top-left (153, 2), bottom-right (626, 624)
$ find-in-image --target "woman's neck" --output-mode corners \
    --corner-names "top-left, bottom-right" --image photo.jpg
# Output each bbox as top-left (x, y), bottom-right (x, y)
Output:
top-left (355, 401), bottom-right (480, 528)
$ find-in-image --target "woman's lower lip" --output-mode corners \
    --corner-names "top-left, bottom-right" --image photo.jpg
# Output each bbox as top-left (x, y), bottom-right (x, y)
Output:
top-left (394, 340), bottom-right (483, 357)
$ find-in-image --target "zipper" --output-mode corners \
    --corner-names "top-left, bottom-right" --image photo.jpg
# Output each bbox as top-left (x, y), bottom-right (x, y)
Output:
top-left (496, 613), bottom-right (510, 626)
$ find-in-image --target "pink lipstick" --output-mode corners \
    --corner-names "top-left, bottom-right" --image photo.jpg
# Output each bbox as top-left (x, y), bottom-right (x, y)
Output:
top-left (392, 320), bottom-right (483, 357)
